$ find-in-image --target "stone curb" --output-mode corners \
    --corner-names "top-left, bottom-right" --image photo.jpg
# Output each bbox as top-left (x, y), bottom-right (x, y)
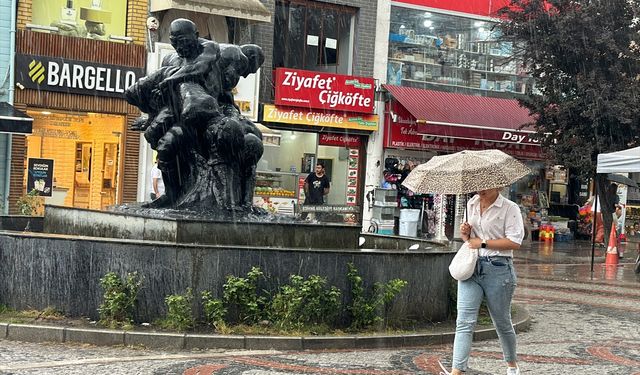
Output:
top-left (0, 306), bottom-right (531, 351)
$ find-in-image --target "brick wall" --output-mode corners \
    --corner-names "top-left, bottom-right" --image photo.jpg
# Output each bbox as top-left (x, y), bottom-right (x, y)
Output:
top-left (254, 0), bottom-right (378, 103)
top-left (127, 0), bottom-right (148, 46)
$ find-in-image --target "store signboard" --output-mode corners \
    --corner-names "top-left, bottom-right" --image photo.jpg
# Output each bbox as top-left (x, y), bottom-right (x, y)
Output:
top-left (26, 158), bottom-right (54, 197)
top-left (388, 101), bottom-right (542, 154)
top-left (300, 205), bottom-right (360, 213)
top-left (263, 105), bottom-right (379, 131)
top-left (16, 53), bottom-right (144, 99)
top-left (391, 0), bottom-right (511, 17)
top-left (385, 116), bottom-right (543, 160)
top-left (417, 123), bottom-right (540, 146)
top-left (31, 0), bottom-right (128, 40)
top-left (274, 68), bottom-right (375, 114)
top-left (319, 133), bottom-right (362, 148)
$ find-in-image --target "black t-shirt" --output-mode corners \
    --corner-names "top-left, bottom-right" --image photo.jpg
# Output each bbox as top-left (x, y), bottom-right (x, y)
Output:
top-left (305, 173), bottom-right (330, 204)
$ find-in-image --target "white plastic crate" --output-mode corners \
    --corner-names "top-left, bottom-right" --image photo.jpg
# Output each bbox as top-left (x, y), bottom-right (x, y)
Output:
top-left (372, 206), bottom-right (396, 221)
top-left (374, 188), bottom-right (398, 207)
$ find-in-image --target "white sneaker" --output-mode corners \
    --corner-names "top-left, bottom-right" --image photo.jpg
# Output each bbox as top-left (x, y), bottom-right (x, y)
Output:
top-left (438, 361), bottom-right (451, 375)
top-left (507, 366), bottom-right (520, 375)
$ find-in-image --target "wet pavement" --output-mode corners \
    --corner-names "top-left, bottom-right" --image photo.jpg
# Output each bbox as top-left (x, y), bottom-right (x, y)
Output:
top-left (1, 240), bottom-right (639, 374)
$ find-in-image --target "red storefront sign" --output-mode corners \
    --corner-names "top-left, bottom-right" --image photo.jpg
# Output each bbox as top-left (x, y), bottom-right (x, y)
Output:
top-left (274, 68), bottom-right (375, 114)
top-left (418, 123), bottom-right (540, 146)
top-left (392, 0), bottom-right (511, 17)
top-left (319, 133), bottom-right (362, 148)
top-left (389, 99), bottom-right (540, 145)
top-left (385, 103), bottom-right (543, 160)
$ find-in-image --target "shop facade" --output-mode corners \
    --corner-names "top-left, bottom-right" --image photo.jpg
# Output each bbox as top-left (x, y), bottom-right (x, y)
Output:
top-left (382, 86), bottom-right (546, 239)
top-left (248, 0), bottom-right (378, 222)
top-left (364, 0), bottom-right (554, 239)
top-left (259, 68), bottom-right (378, 221)
top-left (7, 0), bottom-right (148, 213)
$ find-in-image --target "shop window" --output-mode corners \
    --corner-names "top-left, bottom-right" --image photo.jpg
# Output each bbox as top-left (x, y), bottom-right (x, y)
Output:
top-left (274, 0), bottom-right (355, 74)
top-left (388, 6), bottom-right (531, 95)
top-left (29, 0), bottom-right (129, 41)
top-left (25, 110), bottom-right (125, 210)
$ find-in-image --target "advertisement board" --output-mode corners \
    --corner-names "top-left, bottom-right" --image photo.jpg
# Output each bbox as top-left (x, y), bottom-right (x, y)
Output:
top-left (26, 158), bottom-right (54, 197)
top-left (234, 69), bottom-right (261, 122)
top-left (263, 105), bottom-right (378, 131)
top-left (274, 68), bottom-right (375, 114)
top-left (31, 0), bottom-right (127, 40)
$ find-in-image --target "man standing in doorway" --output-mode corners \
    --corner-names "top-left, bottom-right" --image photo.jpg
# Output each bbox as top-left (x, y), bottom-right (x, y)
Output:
top-left (304, 162), bottom-right (331, 205)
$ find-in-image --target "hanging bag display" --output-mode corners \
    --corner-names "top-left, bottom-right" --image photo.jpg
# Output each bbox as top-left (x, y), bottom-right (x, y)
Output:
top-left (448, 241), bottom-right (478, 281)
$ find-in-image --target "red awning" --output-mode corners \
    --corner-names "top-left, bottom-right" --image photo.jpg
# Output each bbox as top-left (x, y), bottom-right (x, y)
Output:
top-left (384, 85), bottom-right (534, 129)
top-left (384, 85), bottom-right (538, 145)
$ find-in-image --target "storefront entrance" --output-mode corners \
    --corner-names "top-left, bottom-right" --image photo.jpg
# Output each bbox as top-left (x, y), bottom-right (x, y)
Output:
top-left (25, 111), bottom-right (125, 210)
top-left (254, 129), bottom-right (362, 219)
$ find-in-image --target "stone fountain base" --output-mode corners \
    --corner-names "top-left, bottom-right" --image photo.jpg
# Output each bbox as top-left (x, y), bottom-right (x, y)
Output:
top-left (0, 205), bottom-right (454, 324)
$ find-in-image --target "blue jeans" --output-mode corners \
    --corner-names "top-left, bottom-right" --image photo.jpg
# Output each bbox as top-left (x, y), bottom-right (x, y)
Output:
top-left (452, 256), bottom-right (518, 371)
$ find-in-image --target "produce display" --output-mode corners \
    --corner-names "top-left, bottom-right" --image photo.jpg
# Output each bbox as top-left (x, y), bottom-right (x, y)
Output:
top-left (254, 186), bottom-right (296, 197)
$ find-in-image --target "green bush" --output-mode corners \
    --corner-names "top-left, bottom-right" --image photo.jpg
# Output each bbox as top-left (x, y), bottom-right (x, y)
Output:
top-left (16, 189), bottom-right (43, 216)
top-left (346, 263), bottom-right (408, 330)
top-left (98, 272), bottom-right (142, 328)
top-left (223, 267), bottom-right (267, 324)
top-left (201, 290), bottom-right (226, 331)
top-left (269, 274), bottom-right (341, 330)
top-left (0, 304), bottom-right (11, 314)
top-left (160, 288), bottom-right (195, 332)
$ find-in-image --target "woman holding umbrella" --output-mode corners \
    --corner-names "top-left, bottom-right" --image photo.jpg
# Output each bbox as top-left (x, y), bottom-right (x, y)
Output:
top-left (402, 149), bottom-right (529, 375)
top-left (442, 187), bottom-right (524, 375)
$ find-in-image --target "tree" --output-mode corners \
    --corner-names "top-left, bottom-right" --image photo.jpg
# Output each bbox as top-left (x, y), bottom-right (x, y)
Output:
top-left (499, 0), bottom-right (640, 242)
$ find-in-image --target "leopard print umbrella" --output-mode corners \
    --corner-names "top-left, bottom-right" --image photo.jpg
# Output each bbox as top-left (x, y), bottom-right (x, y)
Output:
top-left (402, 149), bottom-right (532, 194)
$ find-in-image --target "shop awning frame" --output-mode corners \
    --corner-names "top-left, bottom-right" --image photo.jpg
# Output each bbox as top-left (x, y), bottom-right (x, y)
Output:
top-left (384, 85), bottom-right (539, 145)
top-left (0, 102), bottom-right (33, 134)
top-left (150, 0), bottom-right (271, 23)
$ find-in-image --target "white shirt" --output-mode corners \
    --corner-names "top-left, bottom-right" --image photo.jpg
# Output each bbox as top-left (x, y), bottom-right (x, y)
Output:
top-left (465, 193), bottom-right (525, 257)
top-left (150, 164), bottom-right (165, 196)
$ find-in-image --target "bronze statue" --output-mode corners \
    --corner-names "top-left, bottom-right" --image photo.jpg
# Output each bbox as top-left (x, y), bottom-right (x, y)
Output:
top-left (126, 18), bottom-right (264, 211)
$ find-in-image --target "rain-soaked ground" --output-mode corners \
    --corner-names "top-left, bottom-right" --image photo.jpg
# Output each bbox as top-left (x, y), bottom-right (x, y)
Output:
top-left (1, 239), bottom-right (638, 375)
top-left (515, 239), bottom-right (640, 284)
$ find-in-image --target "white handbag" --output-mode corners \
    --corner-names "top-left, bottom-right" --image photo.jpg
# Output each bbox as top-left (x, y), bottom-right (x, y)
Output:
top-left (448, 241), bottom-right (478, 281)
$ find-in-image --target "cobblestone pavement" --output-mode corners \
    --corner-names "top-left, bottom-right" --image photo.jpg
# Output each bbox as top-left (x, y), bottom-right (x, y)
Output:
top-left (1, 241), bottom-right (639, 375)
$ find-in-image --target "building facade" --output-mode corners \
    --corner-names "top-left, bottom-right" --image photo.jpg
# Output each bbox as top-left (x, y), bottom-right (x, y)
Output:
top-left (252, 0), bottom-right (379, 221)
top-left (7, 0), bottom-right (148, 213)
top-left (365, 0), bottom-right (552, 239)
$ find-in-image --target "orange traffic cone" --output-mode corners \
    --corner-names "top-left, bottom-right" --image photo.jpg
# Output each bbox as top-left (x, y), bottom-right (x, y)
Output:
top-left (605, 222), bottom-right (619, 265)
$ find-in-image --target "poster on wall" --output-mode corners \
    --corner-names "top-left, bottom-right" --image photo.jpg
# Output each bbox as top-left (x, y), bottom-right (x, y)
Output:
top-left (346, 149), bottom-right (359, 206)
top-left (31, 0), bottom-right (127, 40)
top-left (26, 158), bottom-right (54, 197)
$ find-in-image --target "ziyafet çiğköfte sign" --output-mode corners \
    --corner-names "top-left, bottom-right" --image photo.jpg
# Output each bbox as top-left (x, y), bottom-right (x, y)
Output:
top-left (274, 68), bottom-right (375, 114)
top-left (16, 54), bottom-right (144, 99)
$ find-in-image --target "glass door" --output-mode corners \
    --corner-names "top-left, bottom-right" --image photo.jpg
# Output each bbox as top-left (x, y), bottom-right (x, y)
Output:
top-left (73, 142), bottom-right (92, 209)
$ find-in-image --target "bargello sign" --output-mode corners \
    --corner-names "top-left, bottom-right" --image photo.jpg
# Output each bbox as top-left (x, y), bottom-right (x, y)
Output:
top-left (16, 54), bottom-right (144, 99)
top-left (274, 68), bottom-right (375, 114)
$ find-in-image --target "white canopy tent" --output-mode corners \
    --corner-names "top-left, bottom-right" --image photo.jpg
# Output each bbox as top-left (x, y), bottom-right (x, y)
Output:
top-left (597, 146), bottom-right (640, 173)
top-left (593, 146), bottom-right (640, 274)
